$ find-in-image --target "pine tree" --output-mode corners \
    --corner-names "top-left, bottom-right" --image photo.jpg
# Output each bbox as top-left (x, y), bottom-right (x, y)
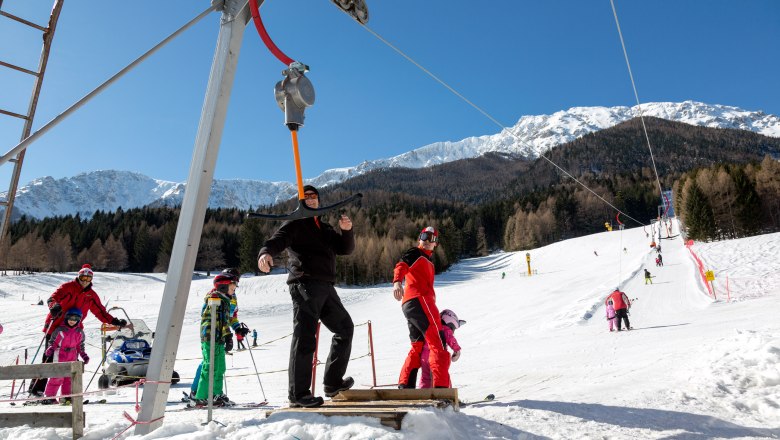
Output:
top-left (101, 234), bottom-right (129, 271)
top-left (196, 236), bottom-right (225, 276)
top-left (132, 225), bottom-right (160, 272)
top-left (730, 166), bottom-right (762, 236)
top-left (45, 232), bottom-right (74, 272)
top-left (684, 181), bottom-right (715, 240)
top-left (238, 219), bottom-right (263, 274)
top-left (154, 222), bottom-right (177, 273)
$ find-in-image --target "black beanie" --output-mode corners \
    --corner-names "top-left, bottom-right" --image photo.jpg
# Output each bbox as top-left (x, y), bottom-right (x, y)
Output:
top-left (303, 185), bottom-right (319, 196)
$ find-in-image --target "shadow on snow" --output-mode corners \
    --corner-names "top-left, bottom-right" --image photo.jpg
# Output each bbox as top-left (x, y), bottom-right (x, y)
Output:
top-left (513, 400), bottom-right (779, 439)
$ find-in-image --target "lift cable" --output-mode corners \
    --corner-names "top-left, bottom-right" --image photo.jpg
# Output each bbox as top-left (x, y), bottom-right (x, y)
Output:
top-left (354, 23), bottom-right (647, 227)
top-left (609, 0), bottom-right (667, 212)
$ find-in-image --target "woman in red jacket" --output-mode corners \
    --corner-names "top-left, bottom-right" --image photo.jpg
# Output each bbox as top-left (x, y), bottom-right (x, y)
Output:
top-left (393, 226), bottom-right (451, 389)
top-left (29, 264), bottom-right (126, 397)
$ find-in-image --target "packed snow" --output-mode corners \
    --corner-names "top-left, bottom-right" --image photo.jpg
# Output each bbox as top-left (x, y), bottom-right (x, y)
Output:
top-left (0, 221), bottom-right (778, 439)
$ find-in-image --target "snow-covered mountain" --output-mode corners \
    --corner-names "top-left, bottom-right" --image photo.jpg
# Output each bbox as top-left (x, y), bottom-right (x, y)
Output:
top-left (6, 171), bottom-right (298, 220)
top-left (4, 101), bottom-right (780, 219)
top-left (310, 101), bottom-right (780, 186)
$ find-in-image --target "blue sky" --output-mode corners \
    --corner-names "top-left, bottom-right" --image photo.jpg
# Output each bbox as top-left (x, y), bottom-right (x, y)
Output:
top-left (1, 1), bottom-right (778, 191)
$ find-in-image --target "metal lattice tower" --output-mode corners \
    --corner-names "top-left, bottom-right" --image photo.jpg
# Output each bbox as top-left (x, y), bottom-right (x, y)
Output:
top-left (0, 0), bottom-right (64, 246)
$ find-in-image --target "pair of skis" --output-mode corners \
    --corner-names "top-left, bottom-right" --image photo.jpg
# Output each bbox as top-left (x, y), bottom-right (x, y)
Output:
top-left (180, 391), bottom-right (270, 410)
top-left (20, 398), bottom-right (107, 406)
top-left (460, 394), bottom-right (495, 407)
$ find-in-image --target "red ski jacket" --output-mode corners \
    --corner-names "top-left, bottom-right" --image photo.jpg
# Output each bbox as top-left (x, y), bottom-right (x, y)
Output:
top-left (43, 279), bottom-right (115, 335)
top-left (393, 246), bottom-right (436, 304)
top-left (606, 290), bottom-right (631, 311)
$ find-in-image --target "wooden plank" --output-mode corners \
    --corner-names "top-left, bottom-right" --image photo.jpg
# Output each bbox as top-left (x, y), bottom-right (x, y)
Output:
top-left (0, 362), bottom-right (75, 380)
top-left (333, 388), bottom-right (458, 405)
top-left (266, 398), bottom-right (456, 430)
top-left (70, 362), bottom-right (84, 439)
top-left (323, 399), bottom-right (452, 409)
top-left (0, 412), bottom-right (73, 428)
top-left (268, 407), bottom-right (408, 430)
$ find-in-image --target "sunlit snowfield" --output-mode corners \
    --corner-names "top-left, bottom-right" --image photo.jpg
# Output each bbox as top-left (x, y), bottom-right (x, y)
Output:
top-left (1, 222), bottom-right (778, 439)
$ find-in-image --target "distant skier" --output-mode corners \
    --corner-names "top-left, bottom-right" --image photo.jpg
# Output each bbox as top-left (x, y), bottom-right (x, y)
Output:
top-left (655, 254), bottom-right (663, 267)
top-left (419, 309), bottom-right (464, 388)
top-left (252, 329), bottom-right (258, 347)
top-left (605, 289), bottom-right (631, 331)
top-left (606, 299), bottom-right (617, 332)
top-left (644, 269), bottom-right (654, 284)
top-left (40, 308), bottom-right (89, 404)
top-left (501, 272), bottom-right (505, 279)
top-left (236, 331), bottom-right (246, 350)
top-left (593, 250), bottom-right (599, 256)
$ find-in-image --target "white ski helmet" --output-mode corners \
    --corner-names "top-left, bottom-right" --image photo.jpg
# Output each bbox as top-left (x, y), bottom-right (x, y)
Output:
top-left (441, 309), bottom-right (465, 330)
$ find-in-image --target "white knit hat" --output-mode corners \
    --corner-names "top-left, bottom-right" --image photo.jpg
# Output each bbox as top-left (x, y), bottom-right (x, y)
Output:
top-left (78, 264), bottom-right (94, 278)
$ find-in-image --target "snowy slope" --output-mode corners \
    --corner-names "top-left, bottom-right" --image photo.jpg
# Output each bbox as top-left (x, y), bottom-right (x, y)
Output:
top-left (0, 222), bottom-right (778, 439)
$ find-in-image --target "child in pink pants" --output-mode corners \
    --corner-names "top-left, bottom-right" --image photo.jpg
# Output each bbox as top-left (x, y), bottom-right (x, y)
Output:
top-left (42, 308), bottom-right (89, 404)
top-left (606, 299), bottom-right (617, 332)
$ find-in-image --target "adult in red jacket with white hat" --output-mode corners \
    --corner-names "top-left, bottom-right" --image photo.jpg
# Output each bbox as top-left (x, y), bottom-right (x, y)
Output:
top-left (393, 226), bottom-right (451, 389)
top-left (29, 264), bottom-right (126, 397)
top-left (605, 288), bottom-right (631, 331)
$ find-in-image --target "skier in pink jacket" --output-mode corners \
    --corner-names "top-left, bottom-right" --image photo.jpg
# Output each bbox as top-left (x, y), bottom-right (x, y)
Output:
top-left (41, 308), bottom-right (89, 404)
top-left (419, 309), bottom-right (464, 388)
top-left (606, 299), bottom-right (617, 332)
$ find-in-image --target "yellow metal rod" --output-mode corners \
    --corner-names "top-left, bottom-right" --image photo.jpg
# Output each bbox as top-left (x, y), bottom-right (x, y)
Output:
top-left (291, 130), bottom-right (304, 200)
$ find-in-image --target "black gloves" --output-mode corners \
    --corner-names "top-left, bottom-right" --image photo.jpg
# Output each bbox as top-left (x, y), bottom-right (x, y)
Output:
top-left (49, 303), bottom-right (62, 317)
top-left (224, 334), bottom-right (234, 352)
top-left (111, 317), bottom-right (128, 328)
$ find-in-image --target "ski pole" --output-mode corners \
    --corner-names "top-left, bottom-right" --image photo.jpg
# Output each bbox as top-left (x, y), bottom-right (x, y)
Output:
top-left (247, 341), bottom-right (268, 403)
top-left (16, 348), bottom-right (28, 400)
top-left (206, 295), bottom-right (219, 422)
top-left (10, 355), bottom-right (19, 399)
top-left (20, 335), bottom-right (47, 398)
top-left (29, 334), bottom-right (46, 365)
top-left (84, 333), bottom-right (118, 393)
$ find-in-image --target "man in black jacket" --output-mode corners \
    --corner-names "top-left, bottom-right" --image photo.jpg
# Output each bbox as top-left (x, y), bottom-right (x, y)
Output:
top-left (257, 185), bottom-right (356, 408)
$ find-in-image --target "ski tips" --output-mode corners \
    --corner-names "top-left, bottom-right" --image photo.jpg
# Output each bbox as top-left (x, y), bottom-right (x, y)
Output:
top-left (247, 193), bottom-right (362, 221)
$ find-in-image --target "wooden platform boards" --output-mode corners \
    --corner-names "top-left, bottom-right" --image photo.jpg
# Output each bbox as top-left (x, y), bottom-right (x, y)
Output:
top-left (266, 388), bottom-right (459, 430)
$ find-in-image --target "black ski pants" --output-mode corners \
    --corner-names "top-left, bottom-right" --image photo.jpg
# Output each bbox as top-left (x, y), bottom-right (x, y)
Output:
top-left (615, 308), bottom-right (631, 330)
top-left (288, 280), bottom-right (353, 401)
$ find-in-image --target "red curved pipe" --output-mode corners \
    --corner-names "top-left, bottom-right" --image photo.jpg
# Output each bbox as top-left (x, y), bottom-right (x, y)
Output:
top-left (615, 212), bottom-right (623, 226)
top-left (249, 0), bottom-right (295, 66)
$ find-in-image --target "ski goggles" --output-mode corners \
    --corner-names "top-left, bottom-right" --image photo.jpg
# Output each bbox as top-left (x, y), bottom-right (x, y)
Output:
top-left (303, 192), bottom-right (319, 200)
top-left (78, 275), bottom-right (93, 282)
top-left (419, 231), bottom-right (439, 243)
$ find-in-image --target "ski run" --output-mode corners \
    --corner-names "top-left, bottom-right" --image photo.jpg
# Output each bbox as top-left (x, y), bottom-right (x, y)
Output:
top-left (0, 221), bottom-right (778, 439)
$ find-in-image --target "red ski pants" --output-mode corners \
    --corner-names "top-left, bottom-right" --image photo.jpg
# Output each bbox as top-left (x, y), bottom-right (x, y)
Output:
top-left (398, 296), bottom-right (450, 388)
